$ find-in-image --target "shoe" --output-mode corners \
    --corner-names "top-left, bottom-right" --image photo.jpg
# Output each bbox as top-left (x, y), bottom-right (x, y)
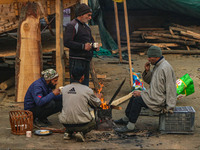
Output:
top-left (63, 132), bottom-right (72, 140)
top-left (33, 118), bottom-right (48, 127)
top-left (114, 118), bottom-right (128, 125)
top-left (115, 126), bottom-right (135, 133)
top-left (74, 132), bottom-right (85, 142)
top-left (41, 118), bottom-right (52, 126)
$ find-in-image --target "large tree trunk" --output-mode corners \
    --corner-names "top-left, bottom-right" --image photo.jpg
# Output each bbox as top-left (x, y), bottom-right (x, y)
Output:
top-left (15, 2), bottom-right (42, 102)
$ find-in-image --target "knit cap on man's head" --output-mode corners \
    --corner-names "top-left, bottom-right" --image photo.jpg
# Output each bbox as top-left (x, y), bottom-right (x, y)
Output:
top-left (41, 69), bottom-right (58, 80)
top-left (76, 3), bottom-right (92, 17)
top-left (147, 46), bottom-right (162, 57)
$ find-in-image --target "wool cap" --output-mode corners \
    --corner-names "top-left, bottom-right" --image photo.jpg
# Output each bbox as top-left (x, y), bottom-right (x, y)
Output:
top-left (76, 3), bottom-right (92, 17)
top-left (41, 69), bottom-right (58, 80)
top-left (147, 46), bottom-right (162, 57)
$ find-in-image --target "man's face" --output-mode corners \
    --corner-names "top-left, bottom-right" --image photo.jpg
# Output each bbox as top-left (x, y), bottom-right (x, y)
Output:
top-left (48, 77), bottom-right (58, 89)
top-left (148, 57), bottom-right (160, 65)
top-left (80, 12), bottom-right (92, 23)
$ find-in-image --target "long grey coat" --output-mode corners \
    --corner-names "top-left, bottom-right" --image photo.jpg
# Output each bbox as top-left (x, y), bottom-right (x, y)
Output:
top-left (141, 58), bottom-right (177, 112)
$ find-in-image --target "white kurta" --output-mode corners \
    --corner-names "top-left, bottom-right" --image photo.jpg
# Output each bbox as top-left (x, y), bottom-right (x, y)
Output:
top-left (141, 58), bottom-right (177, 112)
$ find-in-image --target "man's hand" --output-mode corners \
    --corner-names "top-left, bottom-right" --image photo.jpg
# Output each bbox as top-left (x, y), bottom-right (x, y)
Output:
top-left (53, 89), bottom-right (61, 96)
top-left (161, 108), bottom-right (174, 114)
top-left (144, 62), bottom-right (151, 72)
top-left (84, 43), bottom-right (92, 51)
top-left (96, 46), bottom-right (100, 51)
top-left (132, 90), bottom-right (141, 97)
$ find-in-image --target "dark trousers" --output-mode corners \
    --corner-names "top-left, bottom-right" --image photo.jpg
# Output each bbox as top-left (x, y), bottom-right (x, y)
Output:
top-left (125, 96), bottom-right (148, 123)
top-left (63, 119), bottom-right (96, 135)
top-left (30, 99), bottom-right (62, 120)
top-left (69, 58), bottom-right (90, 86)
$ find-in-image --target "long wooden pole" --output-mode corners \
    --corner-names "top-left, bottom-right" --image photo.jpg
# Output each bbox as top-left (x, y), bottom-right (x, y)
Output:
top-left (114, 1), bottom-right (122, 63)
top-left (123, 0), bottom-right (133, 87)
top-left (56, 0), bottom-right (65, 88)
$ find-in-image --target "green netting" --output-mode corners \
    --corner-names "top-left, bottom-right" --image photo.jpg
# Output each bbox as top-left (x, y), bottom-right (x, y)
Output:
top-left (93, 47), bottom-right (112, 57)
top-left (100, 0), bottom-right (200, 19)
top-left (89, 0), bottom-right (118, 50)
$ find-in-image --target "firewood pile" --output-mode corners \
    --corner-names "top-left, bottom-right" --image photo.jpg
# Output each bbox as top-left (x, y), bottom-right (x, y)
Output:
top-left (123, 24), bottom-right (200, 54)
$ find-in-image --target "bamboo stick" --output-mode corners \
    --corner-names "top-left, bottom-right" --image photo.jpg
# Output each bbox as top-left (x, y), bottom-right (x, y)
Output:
top-left (123, 0), bottom-right (133, 88)
top-left (114, 1), bottom-right (122, 62)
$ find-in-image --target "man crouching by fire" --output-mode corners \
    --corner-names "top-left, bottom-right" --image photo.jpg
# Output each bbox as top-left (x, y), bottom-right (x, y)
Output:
top-left (58, 67), bottom-right (102, 142)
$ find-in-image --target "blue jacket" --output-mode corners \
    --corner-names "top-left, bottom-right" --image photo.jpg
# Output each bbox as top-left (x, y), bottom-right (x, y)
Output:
top-left (24, 77), bottom-right (62, 110)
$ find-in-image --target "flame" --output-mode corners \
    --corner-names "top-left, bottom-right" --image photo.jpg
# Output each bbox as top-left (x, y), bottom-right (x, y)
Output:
top-left (98, 83), bottom-right (110, 109)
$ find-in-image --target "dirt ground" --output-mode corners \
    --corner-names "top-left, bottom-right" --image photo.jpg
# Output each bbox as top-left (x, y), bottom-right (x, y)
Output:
top-left (0, 54), bottom-right (200, 149)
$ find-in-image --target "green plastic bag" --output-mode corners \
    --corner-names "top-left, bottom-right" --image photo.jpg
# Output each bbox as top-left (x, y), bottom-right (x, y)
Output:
top-left (176, 74), bottom-right (195, 100)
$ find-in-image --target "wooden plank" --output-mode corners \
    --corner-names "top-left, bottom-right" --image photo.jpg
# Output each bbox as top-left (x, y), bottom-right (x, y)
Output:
top-left (130, 43), bottom-right (179, 47)
top-left (111, 92), bottom-right (133, 106)
top-left (16, 2), bottom-right (42, 102)
top-left (162, 50), bottom-right (200, 55)
top-left (0, 76), bottom-right (15, 90)
top-left (137, 28), bottom-right (165, 31)
top-left (90, 60), bottom-right (100, 92)
top-left (149, 33), bottom-right (200, 42)
top-left (123, 0), bottom-right (133, 88)
top-left (56, 0), bottom-right (65, 88)
top-left (143, 36), bottom-right (196, 46)
top-left (114, 1), bottom-right (122, 62)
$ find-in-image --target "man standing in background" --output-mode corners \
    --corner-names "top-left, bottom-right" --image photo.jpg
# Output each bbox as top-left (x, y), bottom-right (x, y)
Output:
top-left (64, 3), bottom-right (99, 86)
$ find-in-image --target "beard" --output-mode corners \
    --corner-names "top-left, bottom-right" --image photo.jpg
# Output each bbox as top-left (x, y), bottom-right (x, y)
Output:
top-left (48, 81), bottom-right (56, 89)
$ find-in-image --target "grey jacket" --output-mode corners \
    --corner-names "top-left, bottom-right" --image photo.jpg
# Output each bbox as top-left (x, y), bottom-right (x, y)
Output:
top-left (58, 82), bottom-right (101, 124)
top-left (141, 58), bottom-right (177, 112)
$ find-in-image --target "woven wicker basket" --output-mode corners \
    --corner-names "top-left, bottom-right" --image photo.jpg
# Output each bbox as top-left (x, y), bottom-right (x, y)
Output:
top-left (9, 110), bottom-right (33, 135)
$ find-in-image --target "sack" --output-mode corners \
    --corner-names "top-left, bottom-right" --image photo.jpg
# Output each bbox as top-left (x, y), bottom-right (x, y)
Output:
top-left (132, 68), bottom-right (145, 91)
top-left (176, 74), bottom-right (195, 100)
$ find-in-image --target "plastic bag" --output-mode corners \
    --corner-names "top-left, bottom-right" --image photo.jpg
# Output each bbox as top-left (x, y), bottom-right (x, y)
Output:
top-left (176, 74), bottom-right (195, 100)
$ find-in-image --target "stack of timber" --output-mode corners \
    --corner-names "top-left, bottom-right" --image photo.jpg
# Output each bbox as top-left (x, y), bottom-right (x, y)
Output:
top-left (122, 24), bottom-right (200, 55)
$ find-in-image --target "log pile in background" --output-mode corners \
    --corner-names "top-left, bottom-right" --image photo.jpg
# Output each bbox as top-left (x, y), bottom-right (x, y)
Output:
top-left (122, 24), bottom-right (200, 54)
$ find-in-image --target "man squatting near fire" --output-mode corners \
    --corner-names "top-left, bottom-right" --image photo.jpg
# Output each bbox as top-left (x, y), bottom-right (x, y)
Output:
top-left (114, 46), bottom-right (177, 133)
top-left (64, 3), bottom-right (100, 86)
top-left (24, 69), bottom-right (62, 127)
top-left (58, 67), bottom-right (102, 142)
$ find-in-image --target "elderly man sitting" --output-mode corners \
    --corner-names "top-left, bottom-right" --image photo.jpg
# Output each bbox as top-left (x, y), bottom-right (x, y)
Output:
top-left (114, 46), bottom-right (177, 133)
top-left (24, 69), bottom-right (62, 127)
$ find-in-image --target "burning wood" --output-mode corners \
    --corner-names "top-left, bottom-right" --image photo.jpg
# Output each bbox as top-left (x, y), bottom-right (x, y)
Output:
top-left (97, 83), bottom-right (110, 110)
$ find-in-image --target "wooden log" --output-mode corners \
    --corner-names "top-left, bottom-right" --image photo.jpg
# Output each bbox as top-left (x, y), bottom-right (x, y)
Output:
top-left (114, 1), bottom-right (122, 62)
top-left (170, 26), bottom-right (200, 39)
top-left (111, 47), bottom-right (127, 54)
top-left (15, 2), bottom-right (42, 102)
top-left (123, 0), bottom-right (133, 88)
top-left (180, 31), bottom-right (200, 40)
top-left (0, 76), bottom-right (15, 90)
top-left (143, 36), bottom-right (196, 46)
top-left (172, 24), bottom-right (200, 34)
top-left (56, 0), bottom-right (65, 88)
top-left (162, 50), bottom-right (200, 55)
top-left (137, 28), bottom-right (165, 31)
top-left (130, 43), bottom-right (179, 47)
top-left (111, 92), bottom-right (133, 106)
top-left (149, 33), bottom-right (200, 42)
top-left (90, 60), bottom-right (100, 92)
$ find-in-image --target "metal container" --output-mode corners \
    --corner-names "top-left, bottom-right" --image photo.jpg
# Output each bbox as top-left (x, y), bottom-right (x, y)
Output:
top-left (159, 106), bottom-right (195, 134)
